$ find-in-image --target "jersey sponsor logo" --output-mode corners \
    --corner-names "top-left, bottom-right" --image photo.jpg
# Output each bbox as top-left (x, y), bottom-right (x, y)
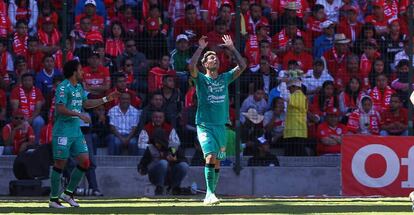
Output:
top-left (207, 95), bottom-right (226, 104)
top-left (57, 137), bottom-right (68, 146)
top-left (198, 132), bottom-right (207, 142)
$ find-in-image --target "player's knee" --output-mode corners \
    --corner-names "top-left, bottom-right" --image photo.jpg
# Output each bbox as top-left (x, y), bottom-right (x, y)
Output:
top-left (205, 154), bottom-right (216, 164)
top-left (80, 158), bottom-right (90, 170)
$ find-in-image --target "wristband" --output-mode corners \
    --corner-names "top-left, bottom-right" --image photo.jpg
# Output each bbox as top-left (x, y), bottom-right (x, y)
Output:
top-left (102, 97), bottom-right (108, 103)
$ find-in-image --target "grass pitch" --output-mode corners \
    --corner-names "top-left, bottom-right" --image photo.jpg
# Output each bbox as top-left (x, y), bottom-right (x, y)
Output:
top-left (0, 196), bottom-right (412, 214)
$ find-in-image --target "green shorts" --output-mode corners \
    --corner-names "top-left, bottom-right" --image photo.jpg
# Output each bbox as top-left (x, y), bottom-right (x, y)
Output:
top-left (52, 135), bottom-right (88, 160)
top-left (197, 124), bottom-right (226, 160)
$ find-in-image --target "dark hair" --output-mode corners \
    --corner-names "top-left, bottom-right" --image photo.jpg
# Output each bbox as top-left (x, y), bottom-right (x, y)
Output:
top-left (360, 23), bottom-right (377, 39)
top-left (162, 74), bottom-right (174, 83)
top-left (345, 77), bottom-right (361, 105)
top-left (318, 80), bottom-right (338, 112)
top-left (0, 38), bottom-right (7, 46)
top-left (369, 58), bottom-right (387, 87)
top-left (42, 54), bottom-right (54, 62)
top-left (14, 55), bottom-right (26, 66)
top-left (220, 3), bottom-right (232, 11)
top-left (21, 73), bottom-right (34, 80)
top-left (15, 20), bottom-right (28, 28)
top-left (271, 96), bottom-right (284, 109)
top-left (292, 36), bottom-right (304, 44)
top-left (151, 91), bottom-right (164, 99)
top-left (259, 40), bottom-right (270, 48)
top-left (390, 93), bottom-right (401, 101)
top-left (53, 75), bottom-right (64, 83)
top-left (28, 36), bottom-right (39, 43)
top-left (249, 3), bottom-right (261, 10)
top-left (80, 16), bottom-right (91, 23)
top-left (63, 60), bottom-right (80, 79)
top-left (121, 57), bottom-right (133, 67)
top-left (287, 60), bottom-right (299, 66)
top-left (109, 21), bottom-right (125, 39)
top-left (215, 18), bottom-right (227, 26)
top-left (185, 4), bottom-right (196, 12)
top-left (312, 4), bottom-right (325, 14)
top-left (397, 59), bottom-right (410, 68)
top-left (149, 5), bottom-right (160, 12)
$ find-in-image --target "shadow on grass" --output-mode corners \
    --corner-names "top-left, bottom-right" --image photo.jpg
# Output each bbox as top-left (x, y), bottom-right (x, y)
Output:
top-left (0, 204), bottom-right (410, 214)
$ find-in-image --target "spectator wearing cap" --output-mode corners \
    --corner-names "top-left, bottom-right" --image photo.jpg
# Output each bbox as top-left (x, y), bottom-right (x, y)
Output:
top-left (365, 0), bottom-right (392, 35)
top-left (380, 93), bottom-right (408, 136)
top-left (35, 55), bottom-right (62, 98)
top-left (82, 51), bottom-right (111, 99)
top-left (391, 59), bottom-right (411, 103)
top-left (316, 107), bottom-right (348, 155)
top-left (75, 0), bottom-right (107, 19)
top-left (168, 0), bottom-right (200, 22)
top-left (347, 96), bottom-right (381, 135)
top-left (138, 127), bottom-right (188, 195)
top-left (244, 20), bottom-right (272, 69)
top-left (322, 33), bottom-right (350, 78)
top-left (200, 0), bottom-right (230, 24)
top-left (273, 1), bottom-right (306, 33)
top-left (10, 73), bottom-right (45, 144)
top-left (306, 4), bottom-right (327, 41)
top-left (106, 75), bottom-right (141, 110)
top-left (26, 37), bottom-right (44, 73)
top-left (137, 17), bottom-right (168, 63)
top-left (369, 73), bottom-right (395, 113)
top-left (174, 4), bottom-right (207, 47)
top-left (8, 0), bottom-right (38, 34)
top-left (263, 97), bottom-right (285, 145)
top-left (247, 135), bottom-right (279, 166)
top-left (272, 20), bottom-right (309, 55)
top-left (283, 79), bottom-right (308, 156)
top-left (313, 20), bottom-right (335, 58)
top-left (315, 0), bottom-right (343, 22)
top-left (70, 16), bottom-right (104, 50)
top-left (2, 109), bottom-right (35, 155)
top-left (243, 3), bottom-right (269, 36)
top-left (205, 18), bottom-right (235, 73)
top-left (303, 58), bottom-right (333, 96)
top-left (282, 37), bottom-right (313, 72)
top-left (12, 21), bottom-right (29, 57)
top-left (108, 93), bottom-right (141, 155)
top-left (75, 0), bottom-right (105, 32)
top-left (105, 21), bottom-right (125, 58)
top-left (171, 34), bottom-right (192, 72)
top-left (337, 5), bottom-right (362, 43)
top-left (37, 16), bottom-right (63, 69)
top-left (0, 38), bottom-right (13, 87)
top-left (379, 18), bottom-right (406, 71)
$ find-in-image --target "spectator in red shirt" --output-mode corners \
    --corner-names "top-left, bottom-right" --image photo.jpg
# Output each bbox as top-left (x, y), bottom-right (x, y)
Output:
top-left (282, 37), bottom-right (313, 72)
top-left (273, 1), bottom-right (306, 32)
top-left (12, 20), bottom-right (29, 57)
top-left (37, 0), bottom-right (59, 30)
top-left (369, 73), bottom-right (395, 113)
top-left (106, 74), bottom-right (141, 110)
top-left (245, 21), bottom-right (272, 69)
top-left (380, 93), bottom-right (408, 136)
top-left (316, 107), bottom-right (348, 155)
top-left (39, 120), bottom-right (53, 145)
top-left (75, 0), bottom-right (105, 32)
top-left (337, 5), bottom-right (362, 43)
top-left (0, 11), bottom-right (13, 39)
top-left (112, 5), bottom-right (139, 37)
top-left (138, 17), bottom-right (168, 63)
top-left (0, 87), bottom-right (6, 124)
top-left (119, 57), bottom-right (135, 87)
top-left (83, 51), bottom-right (111, 99)
top-left (365, 2), bottom-right (389, 36)
top-left (70, 16), bottom-right (104, 50)
top-left (244, 3), bottom-right (269, 36)
top-left (10, 73), bottom-right (45, 144)
top-left (105, 21), bottom-right (125, 58)
top-left (306, 4), bottom-right (327, 41)
top-left (37, 17), bottom-right (62, 69)
top-left (205, 18), bottom-right (235, 73)
top-left (359, 40), bottom-right (381, 89)
top-left (310, 80), bottom-right (338, 122)
top-left (26, 37), bottom-right (44, 73)
top-left (272, 20), bottom-right (309, 54)
top-left (173, 4), bottom-right (207, 47)
top-left (0, 38), bottom-right (13, 88)
top-left (335, 54), bottom-right (359, 91)
top-left (322, 33), bottom-right (350, 78)
top-left (353, 23), bottom-right (378, 55)
top-left (368, 58), bottom-right (388, 88)
top-left (338, 77), bottom-right (364, 120)
top-left (2, 109), bottom-right (35, 155)
top-left (148, 55), bottom-right (176, 93)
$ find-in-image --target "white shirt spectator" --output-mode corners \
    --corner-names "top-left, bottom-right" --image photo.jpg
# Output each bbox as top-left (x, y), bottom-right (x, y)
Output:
top-left (137, 127), bottom-right (181, 150)
top-left (108, 105), bottom-right (141, 135)
top-left (393, 50), bottom-right (414, 71)
top-left (316, 0), bottom-right (343, 22)
top-left (302, 69), bottom-right (333, 95)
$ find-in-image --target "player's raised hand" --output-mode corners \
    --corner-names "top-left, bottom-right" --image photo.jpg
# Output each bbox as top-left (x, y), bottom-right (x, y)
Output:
top-left (79, 114), bottom-right (92, 124)
top-left (198, 36), bottom-right (208, 49)
top-left (221, 35), bottom-right (235, 49)
top-left (107, 90), bottom-right (121, 102)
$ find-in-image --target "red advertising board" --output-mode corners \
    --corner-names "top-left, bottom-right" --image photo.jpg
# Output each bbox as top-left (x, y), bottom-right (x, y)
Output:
top-left (342, 135), bottom-right (414, 197)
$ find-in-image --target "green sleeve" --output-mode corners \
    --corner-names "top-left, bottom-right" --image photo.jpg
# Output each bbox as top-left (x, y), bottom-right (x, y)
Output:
top-left (55, 84), bottom-right (68, 105)
top-left (224, 67), bottom-right (238, 85)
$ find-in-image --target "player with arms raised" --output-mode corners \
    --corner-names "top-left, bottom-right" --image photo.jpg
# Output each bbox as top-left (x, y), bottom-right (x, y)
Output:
top-left (49, 60), bottom-right (120, 208)
top-left (189, 35), bottom-right (247, 205)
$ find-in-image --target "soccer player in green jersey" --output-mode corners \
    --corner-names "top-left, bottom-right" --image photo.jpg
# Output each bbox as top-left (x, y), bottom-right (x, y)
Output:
top-left (49, 60), bottom-right (120, 208)
top-left (189, 35), bottom-right (246, 205)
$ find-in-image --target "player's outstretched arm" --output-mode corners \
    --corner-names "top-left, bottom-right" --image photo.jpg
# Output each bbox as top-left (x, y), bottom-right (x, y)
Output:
top-left (189, 36), bottom-right (208, 79)
top-left (221, 35), bottom-right (247, 80)
top-left (83, 91), bottom-right (121, 109)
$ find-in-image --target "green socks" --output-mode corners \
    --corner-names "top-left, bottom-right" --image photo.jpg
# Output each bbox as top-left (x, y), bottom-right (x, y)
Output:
top-left (50, 167), bottom-right (62, 201)
top-left (213, 169), bottom-right (220, 193)
top-left (204, 164), bottom-right (215, 195)
top-left (65, 165), bottom-right (87, 193)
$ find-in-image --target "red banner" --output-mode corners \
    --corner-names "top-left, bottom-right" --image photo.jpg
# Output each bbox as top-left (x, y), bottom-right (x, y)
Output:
top-left (342, 135), bottom-right (414, 197)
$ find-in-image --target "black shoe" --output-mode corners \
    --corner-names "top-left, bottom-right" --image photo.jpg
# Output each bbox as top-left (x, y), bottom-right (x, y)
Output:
top-left (155, 186), bottom-right (164, 195)
top-left (171, 187), bottom-right (181, 195)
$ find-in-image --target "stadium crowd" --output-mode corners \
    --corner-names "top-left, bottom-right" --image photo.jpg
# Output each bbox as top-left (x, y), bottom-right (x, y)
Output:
top-left (0, 0), bottom-right (412, 163)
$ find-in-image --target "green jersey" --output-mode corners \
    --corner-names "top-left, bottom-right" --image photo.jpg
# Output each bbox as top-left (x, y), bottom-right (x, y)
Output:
top-left (52, 79), bottom-right (87, 137)
top-left (193, 68), bottom-right (236, 125)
